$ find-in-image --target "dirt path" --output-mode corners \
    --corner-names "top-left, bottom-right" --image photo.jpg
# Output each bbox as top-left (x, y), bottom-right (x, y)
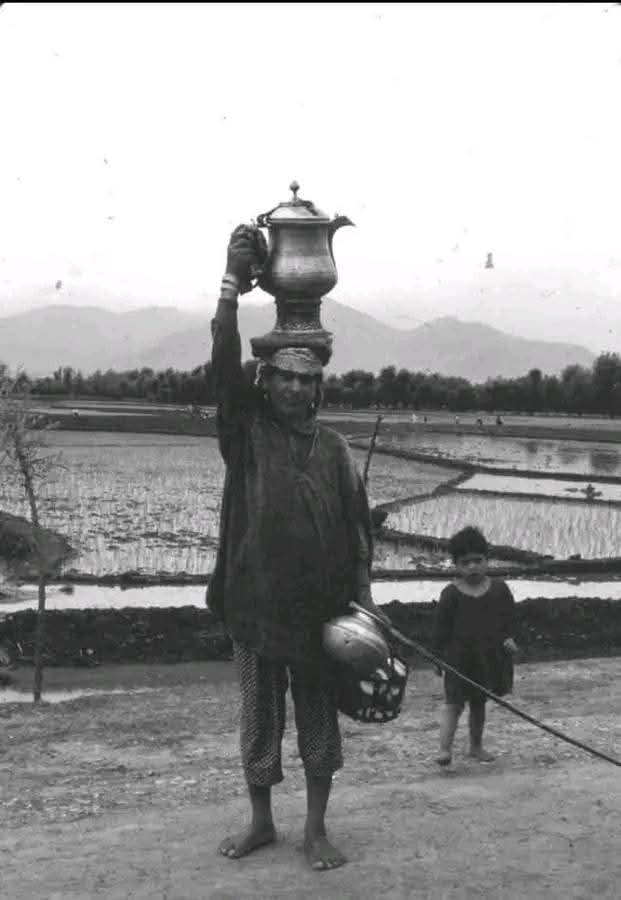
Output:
top-left (1, 659), bottom-right (620, 899)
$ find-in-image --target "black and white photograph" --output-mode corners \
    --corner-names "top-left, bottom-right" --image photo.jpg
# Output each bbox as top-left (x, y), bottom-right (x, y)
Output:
top-left (1, 2), bottom-right (620, 897)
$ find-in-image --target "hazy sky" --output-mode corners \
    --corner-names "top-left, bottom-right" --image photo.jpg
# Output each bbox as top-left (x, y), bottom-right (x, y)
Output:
top-left (1, 2), bottom-right (621, 347)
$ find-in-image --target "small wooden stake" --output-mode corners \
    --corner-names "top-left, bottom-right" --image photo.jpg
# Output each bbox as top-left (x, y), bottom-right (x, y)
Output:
top-left (363, 414), bottom-right (383, 488)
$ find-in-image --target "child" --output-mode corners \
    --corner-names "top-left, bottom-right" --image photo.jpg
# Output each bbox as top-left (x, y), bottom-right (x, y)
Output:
top-left (207, 225), bottom-right (389, 871)
top-left (432, 526), bottom-right (518, 766)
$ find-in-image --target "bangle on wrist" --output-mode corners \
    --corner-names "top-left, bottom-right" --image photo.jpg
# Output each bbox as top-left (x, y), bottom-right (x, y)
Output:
top-left (220, 273), bottom-right (240, 302)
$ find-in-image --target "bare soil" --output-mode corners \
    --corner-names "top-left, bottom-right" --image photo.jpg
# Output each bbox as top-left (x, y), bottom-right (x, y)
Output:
top-left (1, 658), bottom-right (620, 899)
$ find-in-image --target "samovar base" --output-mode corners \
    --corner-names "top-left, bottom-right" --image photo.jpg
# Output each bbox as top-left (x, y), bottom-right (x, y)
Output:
top-left (250, 294), bottom-right (333, 365)
top-left (250, 328), bottom-right (333, 366)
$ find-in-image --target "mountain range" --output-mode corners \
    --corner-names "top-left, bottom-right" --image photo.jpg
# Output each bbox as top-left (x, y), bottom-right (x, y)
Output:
top-left (0, 299), bottom-right (595, 382)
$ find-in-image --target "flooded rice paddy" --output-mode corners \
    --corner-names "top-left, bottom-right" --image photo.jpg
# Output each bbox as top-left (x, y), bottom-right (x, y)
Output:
top-left (2, 424), bottom-right (621, 583)
top-left (379, 431), bottom-right (621, 477)
top-left (457, 473), bottom-right (621, 503)
top-left (386, 494), bottom-right (621, 559)
top-left (0, 432), bottom-right (452, 576)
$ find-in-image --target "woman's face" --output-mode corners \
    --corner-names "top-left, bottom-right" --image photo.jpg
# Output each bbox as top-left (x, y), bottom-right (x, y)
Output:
top-left (264, 368), bottom-right (317, 423)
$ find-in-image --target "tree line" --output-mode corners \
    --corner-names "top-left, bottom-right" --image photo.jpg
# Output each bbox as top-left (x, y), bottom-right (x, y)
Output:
top-left (7, 352), bottom-right (621, 415)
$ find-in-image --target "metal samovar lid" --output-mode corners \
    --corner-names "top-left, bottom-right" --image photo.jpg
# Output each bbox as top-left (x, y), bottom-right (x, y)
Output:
top-left (257, 181), bottom-right (331, 225)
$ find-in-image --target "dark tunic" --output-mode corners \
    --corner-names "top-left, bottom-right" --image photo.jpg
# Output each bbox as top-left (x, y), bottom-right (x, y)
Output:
top-left (205, 296), bottom-right (372, 670)
top-left (432, 578), bottom-right (516, 703)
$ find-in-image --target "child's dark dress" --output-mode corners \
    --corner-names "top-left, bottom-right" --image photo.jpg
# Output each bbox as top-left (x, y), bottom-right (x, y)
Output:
top-left (432, 579), bottom-right (516, 706)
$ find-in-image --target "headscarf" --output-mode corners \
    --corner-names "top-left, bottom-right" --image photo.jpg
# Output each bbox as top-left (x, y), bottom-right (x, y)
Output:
top-left (265, 346), bottom-right (324, 376)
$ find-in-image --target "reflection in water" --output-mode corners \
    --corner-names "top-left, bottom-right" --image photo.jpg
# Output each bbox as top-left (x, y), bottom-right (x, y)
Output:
top-left (372, 579), bottom-right (621, 606)
top-left (0, 687), bottom-right (153, 704)
top-left (590, 449), bottom-right (621, 475)
top-left (458, 473), bottom-right (621, 503)
top-left (556, 444), bottom-right (581, 467)
top-left (2, 582), bottom-right (621, 618)
top-left (400, 433), bottom-right (621, 477)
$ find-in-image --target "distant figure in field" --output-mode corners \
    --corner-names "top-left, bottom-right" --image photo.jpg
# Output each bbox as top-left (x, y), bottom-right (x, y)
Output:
top-left (411, 413), bottom-right (418, 425)
top-left (584, 483), bottom-right (600, 501)
top-left (496, 415), bottom-right (504, 427)
top-left (454, 415), bottom-right (460, 427)
top-left (476, 417), bottom-right (484, 429)
top-left (432, 526), bottom-right (518, 767)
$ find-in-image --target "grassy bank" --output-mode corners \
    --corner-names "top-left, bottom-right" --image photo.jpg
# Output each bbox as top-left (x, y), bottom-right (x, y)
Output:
top-left (2, 595), bottom-right (621, 669)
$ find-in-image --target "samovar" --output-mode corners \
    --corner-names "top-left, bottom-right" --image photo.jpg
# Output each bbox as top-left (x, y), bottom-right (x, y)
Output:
top-left (250, 181), bottom-right (353, 365)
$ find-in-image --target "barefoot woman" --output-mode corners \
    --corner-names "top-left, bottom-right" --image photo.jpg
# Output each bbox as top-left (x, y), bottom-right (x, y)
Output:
top-left (207, 225), bottom-right (387, 870)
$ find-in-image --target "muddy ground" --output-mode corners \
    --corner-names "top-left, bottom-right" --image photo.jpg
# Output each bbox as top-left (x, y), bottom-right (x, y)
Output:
top-left (1, 658), bottom-right (620, 898)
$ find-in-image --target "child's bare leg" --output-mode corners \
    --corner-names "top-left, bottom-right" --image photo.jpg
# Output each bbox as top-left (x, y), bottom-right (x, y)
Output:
top-left (468, 701), bottom-right (495, 761)
top-left (304, 774), bottom-right (347, 871)
top-left (437, 703), bottom-right (462, 764)
top-left (219, 783), bottom-right (277, 858)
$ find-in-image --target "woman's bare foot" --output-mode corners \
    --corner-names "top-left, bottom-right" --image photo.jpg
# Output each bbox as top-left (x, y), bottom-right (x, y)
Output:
top-left (218, 822), bottom-right (276, 859)
top-left (304, 831), bottom-right (347, 871)
top-left (468, 748), bottom-right (496, 762)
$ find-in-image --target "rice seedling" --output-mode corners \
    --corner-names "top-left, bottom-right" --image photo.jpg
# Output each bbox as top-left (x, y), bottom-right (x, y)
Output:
top-left (1, 434), bottom-right (225, 576)
top-left (7, 428), bottom-right (614, 574)
top-left (350, 448), bottom-right (454, 505)
top-left (386, 494), bottom-right (621, 560)
top-left (1, 432), bottom-right (455, 576)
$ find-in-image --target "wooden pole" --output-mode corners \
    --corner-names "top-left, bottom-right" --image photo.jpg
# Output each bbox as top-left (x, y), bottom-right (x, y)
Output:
top-left (363, 414), bottom-right (383, 487)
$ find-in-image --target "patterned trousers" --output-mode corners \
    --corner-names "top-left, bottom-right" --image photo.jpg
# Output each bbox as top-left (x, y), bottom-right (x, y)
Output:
top-left (234, 642), bottom-right (343, 787)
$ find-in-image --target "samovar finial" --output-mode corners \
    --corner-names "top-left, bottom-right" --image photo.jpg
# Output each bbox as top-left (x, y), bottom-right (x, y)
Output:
top-left (289, 180), bottom-right (300, 202)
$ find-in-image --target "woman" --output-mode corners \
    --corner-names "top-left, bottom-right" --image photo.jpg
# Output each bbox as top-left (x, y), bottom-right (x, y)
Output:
top-left (207, 224), bottom-right (388, 871)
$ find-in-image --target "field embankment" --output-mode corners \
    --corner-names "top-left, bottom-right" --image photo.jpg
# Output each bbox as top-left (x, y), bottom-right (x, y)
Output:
top-left (30, 399), bottom-right (621, 445)
top-left (2, 595), bottom-right (621, 668)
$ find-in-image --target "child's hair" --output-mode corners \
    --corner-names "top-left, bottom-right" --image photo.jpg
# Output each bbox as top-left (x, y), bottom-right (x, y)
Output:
top-left (448, 526), bottom-right (489, 562)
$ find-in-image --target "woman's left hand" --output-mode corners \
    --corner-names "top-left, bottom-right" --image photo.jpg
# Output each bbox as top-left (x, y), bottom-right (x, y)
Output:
top-left (356, 587), bottom-right (392, 628)
top-left (503, 637), bottom-right (518, 655)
